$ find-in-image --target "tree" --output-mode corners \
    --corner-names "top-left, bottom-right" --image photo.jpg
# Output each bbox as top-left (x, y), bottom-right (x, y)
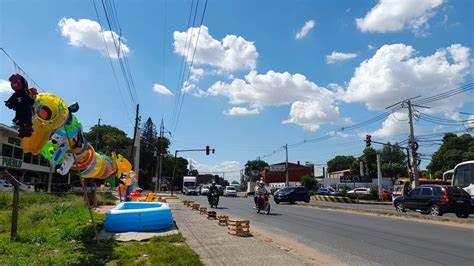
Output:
top-left (84, 125), bottom-right (132, 158)
top-left (300, 175), bottom-right (317, 190)
top-left (327, 155), bottom-right (356, 173)
top-left (380, 142), bottom-right (407, 185)
top-left (427, 133), bottom-right (474, 175)
top-left (360, 147), bottom-right (377, 178)
top-left (244, 159), bottom-right (269, 181)
top-left (160, 154), bottom-right (188, 191)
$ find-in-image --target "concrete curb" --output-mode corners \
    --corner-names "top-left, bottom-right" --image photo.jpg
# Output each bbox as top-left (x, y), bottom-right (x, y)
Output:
top-left (311, 195), bottom-right (356, 203)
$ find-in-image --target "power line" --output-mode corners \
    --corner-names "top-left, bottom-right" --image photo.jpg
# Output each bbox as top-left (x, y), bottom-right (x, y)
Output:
top-left (173, 0), bottom-right (209, 135)
top-left (0, 48), bottom-right (43, 92)
top-left (91, 0), bottom-right (134, 124)
top-left (413, 83), bottom-right (474, 105)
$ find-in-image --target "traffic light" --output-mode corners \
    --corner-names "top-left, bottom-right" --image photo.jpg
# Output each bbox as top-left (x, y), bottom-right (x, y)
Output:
top-left (365, 134), bottom-right (372, 147)
top-left (206, 146), bottom-right (210, 155)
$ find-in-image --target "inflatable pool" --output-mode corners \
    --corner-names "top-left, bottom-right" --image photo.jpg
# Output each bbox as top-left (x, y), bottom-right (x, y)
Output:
top-left (105, 202), bottom-right (174, 232)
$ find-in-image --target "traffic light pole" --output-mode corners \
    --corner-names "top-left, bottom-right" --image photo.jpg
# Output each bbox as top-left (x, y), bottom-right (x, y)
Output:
top-left (171, 147), bottom-right (214, 196)
top-left (285, 144), bottom-right (289, 187)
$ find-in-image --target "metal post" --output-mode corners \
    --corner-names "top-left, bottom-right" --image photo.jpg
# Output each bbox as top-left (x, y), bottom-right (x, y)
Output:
top-left (171, 150), bottom-right (178, 196)
top-left (407, 100), bottom-right (419, 188)
top-left (3, 170), bottom-right (19, 240)
top-left (377, 153), bottom-right (382, 200)
top-left (158, 154), bottom-right (163, 192)
top-left (47, 164), bottom-right (52, 193)
top-left (359, 161), bottom-right (364, 176)
top-left (285, 144), bottom-right (289, 187)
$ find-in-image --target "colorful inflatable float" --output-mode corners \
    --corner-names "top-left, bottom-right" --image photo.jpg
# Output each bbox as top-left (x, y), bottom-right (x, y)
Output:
top-left (3, 73), bottom-right (174, 233)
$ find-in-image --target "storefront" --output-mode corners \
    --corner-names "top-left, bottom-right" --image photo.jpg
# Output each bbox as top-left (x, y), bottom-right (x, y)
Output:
top-left (0, 124), bottom-right (50, 184)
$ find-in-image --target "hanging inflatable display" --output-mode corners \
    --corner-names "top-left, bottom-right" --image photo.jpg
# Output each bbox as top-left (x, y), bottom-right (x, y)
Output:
top-left (3, 73), bottom-right (138, 185)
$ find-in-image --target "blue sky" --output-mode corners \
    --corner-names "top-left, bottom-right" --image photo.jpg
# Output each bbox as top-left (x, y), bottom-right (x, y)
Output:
top-left (1, 0), bottom-right (473, 182)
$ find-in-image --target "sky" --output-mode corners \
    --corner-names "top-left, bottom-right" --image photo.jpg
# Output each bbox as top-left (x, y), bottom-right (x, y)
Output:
top-left (0, 0), bottom-right (473, 182)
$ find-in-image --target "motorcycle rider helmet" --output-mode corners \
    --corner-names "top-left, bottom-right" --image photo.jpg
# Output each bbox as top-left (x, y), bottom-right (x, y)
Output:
top-left (258, 180), bottom-right (264, 186)
top-left (212, 180), bottom-right (216, 185)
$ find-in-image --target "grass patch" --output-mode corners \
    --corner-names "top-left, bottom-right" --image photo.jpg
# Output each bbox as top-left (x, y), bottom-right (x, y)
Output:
top-left (0, 192), bottom-right (201, 265)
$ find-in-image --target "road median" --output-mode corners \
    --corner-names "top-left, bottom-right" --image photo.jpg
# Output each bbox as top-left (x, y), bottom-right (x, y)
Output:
top-left (302, 202), bottom-right (474, 228)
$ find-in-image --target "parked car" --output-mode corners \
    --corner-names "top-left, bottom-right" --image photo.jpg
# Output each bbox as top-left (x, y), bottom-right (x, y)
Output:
top-left (0, 180), bottom-right (13, 192)
top-left (183, 186), bottom-right (198, 195)
top-left (347, 188), bottom-right (370, 196)
top-left (393, 185), bottom-right (471, 218)
top-left (200, 185), bottom-right (210, 195)
top-left (224, 186), bottom-right (237, 197)
top-left (317, 187), bottom-right (342, 196)
top-left (273, 186), bottom-right (310, 204)
top-left (381, 190), bottom-right (392, 201)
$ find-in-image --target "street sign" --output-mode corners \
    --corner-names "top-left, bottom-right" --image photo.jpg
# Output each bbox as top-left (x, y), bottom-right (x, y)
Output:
top-left (269, 165), bottom-right (285, 172)
top-left (0, 156), bottom-right (22, 169)
top-left (340, 176), bottom-right (372, 183)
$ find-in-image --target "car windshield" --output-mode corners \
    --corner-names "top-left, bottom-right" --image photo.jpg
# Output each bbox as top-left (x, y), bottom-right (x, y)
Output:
top-left (226, 187), bottom-right (235, 191)
top-left (327, 187), bottom-right (335, 192)
top-left (279, 187), bottom-right (295, 193)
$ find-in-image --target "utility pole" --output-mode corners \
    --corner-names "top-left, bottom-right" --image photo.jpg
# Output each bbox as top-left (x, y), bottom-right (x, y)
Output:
top-left (47, 164), bottom-right (52, 193)
top-left (130, 104), bottom-right (140, 168)
top-left (359, 161), bottom-right (364, 176)
top-left (377, 153), bottom-right (382, 199)
top-left (94, 118), bottom-right (101, 150)
top-left (407, 100), bottom-right (419, 188)
top-left (155, 119), bottom-right (165, 193)
top-left (285, 144), bottom-right (289, 187)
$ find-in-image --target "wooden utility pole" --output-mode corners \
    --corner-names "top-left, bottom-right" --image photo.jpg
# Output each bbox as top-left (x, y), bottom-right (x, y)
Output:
top-left (407, 100), bottom-right (419, 188)
top-left (130, 104), bottom-right (140, 167)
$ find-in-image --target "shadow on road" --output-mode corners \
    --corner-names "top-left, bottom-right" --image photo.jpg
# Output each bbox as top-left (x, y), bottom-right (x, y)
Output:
top-left (214, 206), bottom-right (228, 210)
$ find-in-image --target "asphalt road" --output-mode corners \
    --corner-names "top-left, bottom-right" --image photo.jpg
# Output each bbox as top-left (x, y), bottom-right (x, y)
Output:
top-left (182, 195), bottom-right (474, 266)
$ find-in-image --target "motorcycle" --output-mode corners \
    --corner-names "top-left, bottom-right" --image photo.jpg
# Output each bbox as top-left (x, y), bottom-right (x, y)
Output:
top-left (208, 192), bottom-right (219, 208)
top-left (255, 194), bottom-right (270, 215)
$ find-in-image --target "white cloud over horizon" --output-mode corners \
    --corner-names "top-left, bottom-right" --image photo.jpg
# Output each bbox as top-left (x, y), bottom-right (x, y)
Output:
top-left (295, 20), bottom-right (315, 40)
top-left (58, 18), bottom-right (130, 59)
top-left (343, 43), bottom-right (471, 111)
top-left (189, 159), bottom-right (242, 182)
top-left (153, 83), bottom-right (173, 96)
top-left (173, 25), bottom-right (258, 72)
top-left (326, 52), bottom-right (358, 64)
top-left (224, 107), bottom-right (260, 116)
top-left (0, 80), bottom-right (11, 93)
top-left (356, 0), bottom-right (444, 35)
top-left (208, 70), bottom-right (349, 131)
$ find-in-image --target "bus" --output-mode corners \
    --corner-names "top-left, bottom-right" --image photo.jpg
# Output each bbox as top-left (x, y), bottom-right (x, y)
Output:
top-left (452, 160), bottom-right (474, 211)
top-left (392, 178), bottom-right (451, 201)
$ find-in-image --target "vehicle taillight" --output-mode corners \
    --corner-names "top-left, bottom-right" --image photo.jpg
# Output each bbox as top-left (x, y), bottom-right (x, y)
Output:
top-left (442, 187), bottom-right (449, 204)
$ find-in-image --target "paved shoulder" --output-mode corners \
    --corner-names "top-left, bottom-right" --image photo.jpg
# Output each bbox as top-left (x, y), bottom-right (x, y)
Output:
top-left (171, 203), bottom-right (311, 266)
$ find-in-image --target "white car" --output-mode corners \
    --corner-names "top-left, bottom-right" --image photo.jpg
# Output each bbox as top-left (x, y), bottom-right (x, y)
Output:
top-left (200, 185), bottom-right (210, 195)
top-left (347, 188), bottom-right (370, 195)
top-left (0, 180), bottom-right (35, 192)
top-left (0, 180), bottom-right (13, 192)
top-left (224, 186), bottom-right (237, 197)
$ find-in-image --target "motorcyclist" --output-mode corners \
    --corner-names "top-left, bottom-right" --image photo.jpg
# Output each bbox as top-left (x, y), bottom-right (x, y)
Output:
top-left (208, 181), bottom-right (219, 205)
top-left (254, 180), bottom-right (268, 208)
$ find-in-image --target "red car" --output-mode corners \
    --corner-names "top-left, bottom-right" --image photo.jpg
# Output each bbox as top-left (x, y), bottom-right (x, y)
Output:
top-left (381, 190), bottom-right (392, 201)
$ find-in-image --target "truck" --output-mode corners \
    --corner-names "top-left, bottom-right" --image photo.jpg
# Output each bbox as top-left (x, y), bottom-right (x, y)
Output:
top-left (182, 176), bottom-right (198, 195)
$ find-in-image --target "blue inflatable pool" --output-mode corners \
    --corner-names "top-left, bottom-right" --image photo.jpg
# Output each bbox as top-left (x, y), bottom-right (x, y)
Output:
top-left (105, 202), bottom-right (174, 232)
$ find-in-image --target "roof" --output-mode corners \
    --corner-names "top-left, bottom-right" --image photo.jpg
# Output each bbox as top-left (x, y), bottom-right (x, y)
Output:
top-left (328, 169), bottom-right (351, 175)
top-left (0, 123), bottom-right (19, 134)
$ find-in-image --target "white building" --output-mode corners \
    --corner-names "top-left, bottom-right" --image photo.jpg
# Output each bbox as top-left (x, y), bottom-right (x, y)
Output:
top-left (0, 123), bottom-right (50, 184)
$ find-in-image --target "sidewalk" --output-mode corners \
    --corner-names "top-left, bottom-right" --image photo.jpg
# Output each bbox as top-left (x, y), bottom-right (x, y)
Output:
top-left (171, 203), bottom-right (311, 266)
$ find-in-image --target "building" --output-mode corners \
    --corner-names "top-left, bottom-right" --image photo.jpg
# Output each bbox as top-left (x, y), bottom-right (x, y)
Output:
top-left (262, 162), bottom-right (314, 188)
top-left (327, 169), bottom-right (352, 179)
top-left (0, 123), bottom-right (50, 184)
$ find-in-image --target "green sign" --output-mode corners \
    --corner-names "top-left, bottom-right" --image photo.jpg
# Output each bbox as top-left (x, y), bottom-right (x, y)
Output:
top-left (8, 137), bottom-right (21, 147)
top-left (1, 156), bottom-right (22, 169)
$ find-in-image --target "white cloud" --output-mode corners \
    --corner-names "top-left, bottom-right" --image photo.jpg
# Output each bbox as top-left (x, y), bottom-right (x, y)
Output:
top-left (189, 159), bottom-right (242, 181)
top-left (368, 44), bottom-right (375, 50)
top-left (371, 111), bottom-right (409, 138)
top-left (295, 20), bottom-right (315, 40)
top-left (190, 68), bottom-right (204, 82)
top-left (58, 18), bottom-right (130, 59)
top-left (326, 52), bottom-right (358, 64)
top-left (173, 25), bottom-right (258, 72)
top-left (224, 107), bottom-right (260, 116)
top-left (208, 70), bottom-right (348, 131)
top-left (343, 43), bottom-right (471, 111)
top-left (356, 0), bottom-right (444, 34)
top-left (153, 84), bottom-right (173, 96)
top-left (0, 80), bottom-right (11, 93)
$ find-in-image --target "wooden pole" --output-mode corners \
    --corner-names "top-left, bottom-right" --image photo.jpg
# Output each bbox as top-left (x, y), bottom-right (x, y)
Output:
top-left (3, 170), bottom-right (19, 240)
